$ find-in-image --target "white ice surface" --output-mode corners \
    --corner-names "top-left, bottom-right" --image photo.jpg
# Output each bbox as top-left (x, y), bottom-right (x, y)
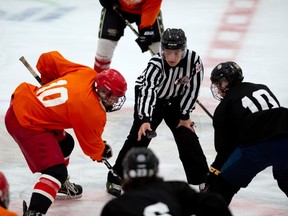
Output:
top-left (0, 0), bottom-right (288, 215)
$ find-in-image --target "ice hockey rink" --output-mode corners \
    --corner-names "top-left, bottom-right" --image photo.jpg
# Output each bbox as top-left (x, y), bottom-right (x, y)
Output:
top-left (1, 0), bottom-right (288, 215)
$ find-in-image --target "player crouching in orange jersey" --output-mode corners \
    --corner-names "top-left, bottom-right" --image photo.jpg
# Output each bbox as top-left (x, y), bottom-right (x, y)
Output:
top-left (4, 51), bottom-right (127, 216)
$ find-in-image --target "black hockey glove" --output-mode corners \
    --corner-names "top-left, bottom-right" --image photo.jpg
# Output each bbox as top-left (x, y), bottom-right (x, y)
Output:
top-left (204, 166), bottom-right (221, 192)
top-left (97, 141), bottom-right (113, 162)
top-left (99, 0), bottom-right (120, 10)
top-left (135, 27), bottom-right (154, 53)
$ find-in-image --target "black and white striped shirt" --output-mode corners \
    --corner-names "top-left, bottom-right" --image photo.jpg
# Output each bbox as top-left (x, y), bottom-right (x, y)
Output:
top-left (135, 49), bottom-right (204, 120)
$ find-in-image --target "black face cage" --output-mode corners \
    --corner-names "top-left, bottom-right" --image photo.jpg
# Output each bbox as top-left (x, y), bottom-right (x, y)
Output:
top-left (210, 83), bottom-right (223, 101)
top-left (105, 95), bottom-right (126, 112)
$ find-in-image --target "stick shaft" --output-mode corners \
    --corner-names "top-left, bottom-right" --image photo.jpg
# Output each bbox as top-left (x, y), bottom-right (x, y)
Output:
top-left (19, 56), bottom-right (43, 85)
top-left (103, 159), bottom-right (122, 180)
top-left (196, 99), bottom-right (213, 119)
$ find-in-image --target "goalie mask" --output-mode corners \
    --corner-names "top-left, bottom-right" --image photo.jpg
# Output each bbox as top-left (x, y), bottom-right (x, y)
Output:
top-left (210, 61), bottom-right (244, 100)
top-left (122, 147), bottom-right (159, 180)
top-left (95, 68), bottom-right (127, 112)
top-left (0, 172), bottom-right (10, 209)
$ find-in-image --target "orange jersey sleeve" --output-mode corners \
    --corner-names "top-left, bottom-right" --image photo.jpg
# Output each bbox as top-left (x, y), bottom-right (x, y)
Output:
top-left (12, 51), bottom-right (106, 161)
top-left (36, 51), bottom-right (87, 84)
top-left (118, 0), bottom-right (162, 29)
top-left (0, 206), bottom-right (18, 216)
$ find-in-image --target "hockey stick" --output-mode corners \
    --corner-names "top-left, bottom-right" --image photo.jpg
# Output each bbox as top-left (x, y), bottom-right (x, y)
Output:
top-left (19, 56), bottom-right (43, 85)
top-left (112, 5), bottom-right (155, 56)
top-left (102, 131), bottom-right (156, 177)
top-left (102, 158), bottom-right (121, 180)
top-left (196, 99), bottom-right (213, 119)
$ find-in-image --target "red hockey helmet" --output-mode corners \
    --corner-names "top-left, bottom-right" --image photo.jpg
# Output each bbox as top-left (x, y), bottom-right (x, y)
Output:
top-left (0, 172), bottom-right (10, 209)
top-left (95, 69), bottom-right (127, 112)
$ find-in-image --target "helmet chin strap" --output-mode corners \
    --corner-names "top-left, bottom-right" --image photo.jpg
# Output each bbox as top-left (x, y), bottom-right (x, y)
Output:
top-left (97, 94), bottom-right (107, 110)
top-left (95, 89), bottom-right (109, 111)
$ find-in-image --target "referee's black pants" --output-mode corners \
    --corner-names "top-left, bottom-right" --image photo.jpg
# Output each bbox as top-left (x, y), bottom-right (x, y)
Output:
top-left (113, 91), bottom-right (209, 185)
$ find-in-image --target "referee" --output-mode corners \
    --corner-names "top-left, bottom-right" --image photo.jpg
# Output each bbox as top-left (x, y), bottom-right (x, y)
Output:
top-left (106, 28), bottom-right (209, 197)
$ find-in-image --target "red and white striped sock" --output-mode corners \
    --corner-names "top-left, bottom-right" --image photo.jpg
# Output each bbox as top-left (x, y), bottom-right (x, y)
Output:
top-left (33, 174), bottom-right (61, 202)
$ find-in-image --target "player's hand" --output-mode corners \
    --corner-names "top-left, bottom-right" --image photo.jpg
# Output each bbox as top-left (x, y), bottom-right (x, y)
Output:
top-left (97, 141), bottom-right (113, 162)
top-left (137, 122), bottom-right (152, 141)
top-left (177, 119), bottom-right (195, 133)
top-left (204, 166), bottom-right (221, 192)
top-left (135, 27), bottom-right (154, 53)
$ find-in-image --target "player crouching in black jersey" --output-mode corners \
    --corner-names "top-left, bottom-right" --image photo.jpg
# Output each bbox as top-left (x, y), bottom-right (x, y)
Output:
top-left (205, 61), bottom-right (288, 205)
top-left (101, 147), bottom-right (232, 216)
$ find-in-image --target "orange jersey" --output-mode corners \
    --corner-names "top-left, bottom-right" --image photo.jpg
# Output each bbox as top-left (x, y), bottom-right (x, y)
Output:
top-left (0, 206), bottom-right (18, 216)
top-left (12, 51), bottom-right (106, 161)
top-left (118, 0), bottom-right (162, 29)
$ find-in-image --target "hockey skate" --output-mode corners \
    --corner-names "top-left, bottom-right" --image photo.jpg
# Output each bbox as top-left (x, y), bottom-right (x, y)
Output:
top-left (106, 171), bottom-right (122, 197)
top-left (56, 176), bottom-right (83, 200)
top-left (23, 200), bottom-right (43, 216)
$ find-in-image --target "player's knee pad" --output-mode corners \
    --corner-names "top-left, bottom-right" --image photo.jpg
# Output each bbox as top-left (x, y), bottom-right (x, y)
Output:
top-left (42, 164), bottom-right (68, 185)
top-left (58, 132), bottom-right (74, 158)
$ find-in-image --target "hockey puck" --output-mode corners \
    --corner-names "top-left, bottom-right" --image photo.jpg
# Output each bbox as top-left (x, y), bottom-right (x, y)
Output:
top-left (146, 131), bottom-right (157, 139)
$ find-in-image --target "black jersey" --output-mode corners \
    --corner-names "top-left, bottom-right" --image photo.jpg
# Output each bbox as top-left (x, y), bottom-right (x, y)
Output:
top-left (100, 181), bottom-right (232, 216)
top-left (135, 49), bottom-right (203, 121)
top-left (212, 82), bottom-right (288, 169)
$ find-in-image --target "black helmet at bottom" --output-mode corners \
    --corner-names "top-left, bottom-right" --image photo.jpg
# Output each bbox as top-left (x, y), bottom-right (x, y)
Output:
top-left (122, 147), bottom-right (159, 180)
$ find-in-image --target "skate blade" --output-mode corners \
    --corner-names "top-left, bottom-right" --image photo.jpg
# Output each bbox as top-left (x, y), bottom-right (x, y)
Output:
top-left (56, 193), bottom-right (82, 200)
